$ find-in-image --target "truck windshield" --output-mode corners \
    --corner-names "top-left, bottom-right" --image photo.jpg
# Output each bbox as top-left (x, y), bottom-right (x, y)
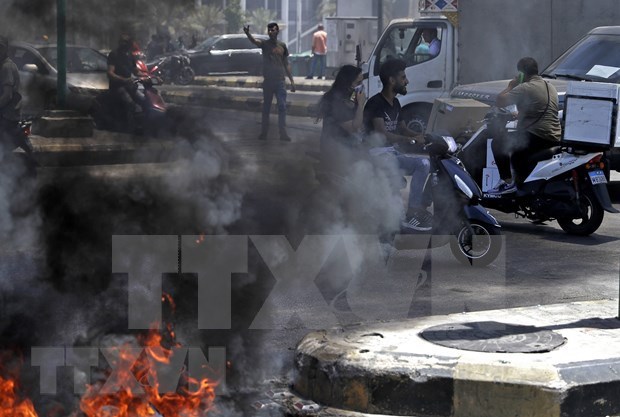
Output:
top-left (542, 34), bottom-right (620, 83)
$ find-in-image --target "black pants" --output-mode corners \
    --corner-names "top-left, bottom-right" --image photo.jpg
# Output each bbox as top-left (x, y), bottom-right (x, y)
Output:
top-left (111, 85), bottom-right (143, 131)
top-left (491, 130), bottom-right (556, 184)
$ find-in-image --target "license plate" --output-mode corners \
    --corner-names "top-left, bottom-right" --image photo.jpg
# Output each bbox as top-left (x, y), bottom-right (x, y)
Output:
top-left (588, 170), bottom-right (607, 185)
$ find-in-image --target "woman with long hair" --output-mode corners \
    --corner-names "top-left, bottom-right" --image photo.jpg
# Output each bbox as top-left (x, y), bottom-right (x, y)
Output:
top-left (318, 64), bottom-right (366, 172)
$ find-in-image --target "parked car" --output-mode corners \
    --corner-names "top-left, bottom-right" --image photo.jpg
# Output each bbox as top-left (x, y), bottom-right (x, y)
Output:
top-left (186, 34), bottom-right (268, 76)
top-left (8, 41), bottom-right (109, 117)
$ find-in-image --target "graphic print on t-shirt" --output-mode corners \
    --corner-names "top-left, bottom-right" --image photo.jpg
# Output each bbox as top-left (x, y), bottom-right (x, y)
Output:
top-left (384, 111), bottom-right (399, 133)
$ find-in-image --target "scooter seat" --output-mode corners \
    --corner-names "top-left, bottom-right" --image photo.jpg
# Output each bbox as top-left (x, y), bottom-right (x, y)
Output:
top-left (527, 146), bottom-right (561, 165)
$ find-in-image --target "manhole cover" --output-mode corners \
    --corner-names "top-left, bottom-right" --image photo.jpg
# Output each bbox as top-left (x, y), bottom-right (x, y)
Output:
top-left (420, 321), bottom-right (566, 353)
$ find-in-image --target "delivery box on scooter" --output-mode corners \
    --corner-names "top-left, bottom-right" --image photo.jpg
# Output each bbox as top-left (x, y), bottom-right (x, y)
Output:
top-left (426, 98), bottom-right (490, 137)
top-left (562, 81), bottom-right (620, 150)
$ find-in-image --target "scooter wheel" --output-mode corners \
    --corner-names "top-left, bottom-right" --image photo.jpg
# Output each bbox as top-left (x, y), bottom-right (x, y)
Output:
top-left (450, 220), bottom-right (502, 267)
top-left (557, 189), bottom-right (604, 236)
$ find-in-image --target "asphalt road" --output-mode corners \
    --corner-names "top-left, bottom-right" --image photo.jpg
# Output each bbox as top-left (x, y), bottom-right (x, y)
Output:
top-left (2, 106), bottom-right (620, 412)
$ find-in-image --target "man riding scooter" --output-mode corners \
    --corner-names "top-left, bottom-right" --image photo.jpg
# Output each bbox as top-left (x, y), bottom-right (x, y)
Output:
top-left (106, 34), bottom-right (143, 132)
top-left (487, 57), bottom-right (562, 194)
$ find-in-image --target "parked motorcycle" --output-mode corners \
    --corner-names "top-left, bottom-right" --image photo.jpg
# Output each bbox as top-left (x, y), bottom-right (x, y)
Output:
top-left (92, 75), bottom-right (167, 136)
top-left (456, 108), bottom-right (618, 235)
top-left (143, 53), bottom-right (194, 85)
top-left (307, 134), bottom-right (503, 266)
top-left (0, 119), bottom-right (38, 179)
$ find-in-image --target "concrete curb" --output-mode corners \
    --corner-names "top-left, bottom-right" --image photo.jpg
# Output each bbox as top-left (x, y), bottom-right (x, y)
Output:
top-left (293, 300), bottom-right (620, 417)
top-left (161, 86), bottom-right (321, 118)
top-left (29, 132), bottom-right (187, 167)
top-left (192, 75), bottom-right (331, 92)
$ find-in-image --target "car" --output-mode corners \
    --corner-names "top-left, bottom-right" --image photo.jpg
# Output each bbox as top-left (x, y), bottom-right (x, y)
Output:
top-left (186, 34), bottom-right (269, 76)
top-left (8, 41), bottom-right (109, 117)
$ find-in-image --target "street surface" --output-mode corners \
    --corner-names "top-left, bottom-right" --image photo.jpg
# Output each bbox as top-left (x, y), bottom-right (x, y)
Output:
top-left (2, 106), bottom-right (620, 412)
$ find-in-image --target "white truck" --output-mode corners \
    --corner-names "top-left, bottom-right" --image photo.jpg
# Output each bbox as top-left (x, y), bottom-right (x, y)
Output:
top-left (361, 0), bottom-right (620, 133)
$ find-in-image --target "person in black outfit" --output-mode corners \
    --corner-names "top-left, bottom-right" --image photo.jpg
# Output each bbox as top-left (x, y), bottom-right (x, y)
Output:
top-left (146, 34), bottom-right (164, 60)
top-left (1, 35), bottom-right (37, 174)
top-left (317, 64), bottom-right (365, 173)
top-left (243, 22), bottom-right (296, 141)
top-left (107, 34), bottom-right (142, 132)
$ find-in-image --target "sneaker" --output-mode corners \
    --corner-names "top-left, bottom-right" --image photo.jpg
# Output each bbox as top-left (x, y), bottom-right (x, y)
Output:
top-left (305, 76), bottom-right (313, 79)
top-left (401, 209), bottom-right (433, 232)
top-left (279, 131), bottom-right (292, 142)
top-left (487, 179), bottom-right (516, 194)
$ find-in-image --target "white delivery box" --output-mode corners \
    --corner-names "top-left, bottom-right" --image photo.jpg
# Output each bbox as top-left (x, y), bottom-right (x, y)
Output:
top-left (482, 167), bottom-right (500, 192)
top-left (563, 81), bottom-right (620, 150)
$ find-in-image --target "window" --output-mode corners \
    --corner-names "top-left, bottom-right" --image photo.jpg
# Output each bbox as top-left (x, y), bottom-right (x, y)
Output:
top-left (374, 25), bottom-right (443, 74)
top-left (543, 34), bottom-right (620, 83)
top-left (10, 47), bottom-right (47, 74)
top-left (214, 38), bottom-right (236, 50)
top-left (229, 38), bottom-right (257, 50)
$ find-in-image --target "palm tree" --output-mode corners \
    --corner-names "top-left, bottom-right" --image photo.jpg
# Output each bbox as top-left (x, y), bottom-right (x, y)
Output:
top-left (318, 0), bottom-right (336, 19)
top-left (245, 8), bottom-right (278, 34)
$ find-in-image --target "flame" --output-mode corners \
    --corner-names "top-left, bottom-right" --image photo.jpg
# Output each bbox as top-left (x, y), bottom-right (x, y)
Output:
top-left (0, 358), bottom-right (38, 417)
top-left (80, 295), bottom-right (217, 417)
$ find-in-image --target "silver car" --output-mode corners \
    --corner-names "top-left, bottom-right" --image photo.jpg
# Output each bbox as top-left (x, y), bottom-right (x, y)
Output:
top-left (8, 41), bottom-right (109, 117)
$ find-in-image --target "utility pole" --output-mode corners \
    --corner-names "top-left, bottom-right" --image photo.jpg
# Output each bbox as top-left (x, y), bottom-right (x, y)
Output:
top-left (282, 0), bottom-right (289, 45)
top-left (377, 0), bottom-right (383, 39)
top-left (296, 0), bottom-right (302, 53)
top-left (57, 0), bottom-right (66, 108)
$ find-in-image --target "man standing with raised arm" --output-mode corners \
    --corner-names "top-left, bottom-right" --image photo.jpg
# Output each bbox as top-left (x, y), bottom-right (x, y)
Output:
top-left (244, 22), bottom-right (296, 141)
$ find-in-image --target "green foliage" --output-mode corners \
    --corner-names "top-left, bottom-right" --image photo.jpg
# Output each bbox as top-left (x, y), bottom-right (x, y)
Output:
top-left (224, 0), bottom-right (245, 33)
top-left (318, 0), bottom-right (336, 19)
top-left (245, 8), bottom-right (278, 35)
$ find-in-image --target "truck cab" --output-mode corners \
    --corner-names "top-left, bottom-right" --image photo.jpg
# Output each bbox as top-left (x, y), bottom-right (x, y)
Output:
top-left (362, 16), bottom-right (456, 133)
top-left (451, 26), bottom-right (620, 170)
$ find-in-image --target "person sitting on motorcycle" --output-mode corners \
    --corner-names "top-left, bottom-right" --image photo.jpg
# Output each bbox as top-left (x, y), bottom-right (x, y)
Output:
top-left (0, 35), bottom-right (37, 173)
top-left (107, 34), bottom-right (143, 132)
top-left (363, 58), bottom-right (433, 232)
top-left (488, 57), bottom-right (561, 194)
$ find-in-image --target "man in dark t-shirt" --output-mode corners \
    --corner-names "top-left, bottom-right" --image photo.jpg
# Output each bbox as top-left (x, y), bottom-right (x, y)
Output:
top-left (244, 22), bottom-right (296, 141)
top-left (107, 34), bottom-right (142, 131)
top-left (363, 59), bottom-right (432, 232)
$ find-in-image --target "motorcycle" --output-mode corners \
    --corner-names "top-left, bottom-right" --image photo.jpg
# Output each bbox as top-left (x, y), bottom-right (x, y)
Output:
top-left (307, 134), bottom-right (503, 267)
top-left (456, 108), bottom-right (618, 236)
top-left (143, 53), bottom-right (195, 85)
top-left (92, 75), bottom-right (167, 136)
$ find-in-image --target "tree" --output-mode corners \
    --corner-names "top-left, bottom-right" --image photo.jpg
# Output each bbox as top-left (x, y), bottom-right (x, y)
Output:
top-left (318, 0), bottom-right (336, 19)
top-left (245, 8), bottom-right (277, 34)
top-left (224, 0), bottom-right (244, 33)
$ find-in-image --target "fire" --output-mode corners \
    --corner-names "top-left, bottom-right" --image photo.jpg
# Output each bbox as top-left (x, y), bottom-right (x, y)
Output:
top-left (0, 357), bottom-right (38, 417)
top-left (80, 294), bottom-right (217, 417)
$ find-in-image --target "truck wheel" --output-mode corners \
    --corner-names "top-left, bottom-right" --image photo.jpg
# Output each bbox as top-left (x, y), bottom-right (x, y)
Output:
top-left (402, 107), bottom-right (431, 134)
top-left (557, 189), bottom-right (604, 236)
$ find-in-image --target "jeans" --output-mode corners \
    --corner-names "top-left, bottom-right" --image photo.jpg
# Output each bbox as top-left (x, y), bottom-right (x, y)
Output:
top-left (308, 54), bottom-right (326, 78)
top-left (372, 149), bottom-right (431, 211)
top-left (396, 153), bottom-right (431, 209)
top-left (262, 78), bottom-right (287, 133)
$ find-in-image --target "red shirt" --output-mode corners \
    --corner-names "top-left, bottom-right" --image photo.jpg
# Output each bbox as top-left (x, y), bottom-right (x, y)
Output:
top-left (312, 30), bottom-right (327, 55)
